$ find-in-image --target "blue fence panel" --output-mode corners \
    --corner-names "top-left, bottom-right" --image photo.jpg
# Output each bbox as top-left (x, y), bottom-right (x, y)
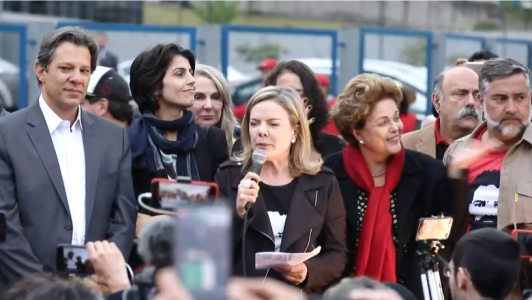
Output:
top-left (56, 22), bottom-right (197, 80)
top-left (0, 23), bottom-right (28, 110)
top-left (495, 37), bottom-right (532, 70)
top-left (220, 25), bottom-right (339, 96)
top-left (358, 27), bottom-right (433, 117)
top-left (444, 33), bottom-right (487, 66)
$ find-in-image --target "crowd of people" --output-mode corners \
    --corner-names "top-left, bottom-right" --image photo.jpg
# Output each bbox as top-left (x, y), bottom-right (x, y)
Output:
top-left (0, 26), bottom-right (529, 300)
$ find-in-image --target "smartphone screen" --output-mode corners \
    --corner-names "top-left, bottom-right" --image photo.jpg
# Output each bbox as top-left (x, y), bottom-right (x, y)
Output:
top-left (56, 245), bottom-right (93, 275)
top-left (0, 213), bottom-right (6, 243)
top-left (150, 180), bottom-right (218, 211)
top-left (416, 217), bottom-right (453, 241)
top-left (174, 203), bottom-right (231, 300)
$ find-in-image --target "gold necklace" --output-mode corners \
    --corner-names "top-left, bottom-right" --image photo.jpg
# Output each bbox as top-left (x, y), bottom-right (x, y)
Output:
top-left (371, 170), bottom-right (386, 177)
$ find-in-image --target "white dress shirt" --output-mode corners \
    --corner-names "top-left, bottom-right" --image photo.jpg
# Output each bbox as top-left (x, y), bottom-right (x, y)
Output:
top-left (39, 96), bottom-right (86, 246)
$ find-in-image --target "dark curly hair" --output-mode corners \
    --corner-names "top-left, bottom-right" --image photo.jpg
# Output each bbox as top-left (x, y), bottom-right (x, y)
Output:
top-left (129, 43), bottom-right (195, 114)
top-left (264, 60), bottom-right (329, 145)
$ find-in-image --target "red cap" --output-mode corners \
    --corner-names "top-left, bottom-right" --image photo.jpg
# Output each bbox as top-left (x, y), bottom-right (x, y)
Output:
top-left (257, 58), bottom-right (278, 70)
top-left (315, 74), bottom-right (330, 87)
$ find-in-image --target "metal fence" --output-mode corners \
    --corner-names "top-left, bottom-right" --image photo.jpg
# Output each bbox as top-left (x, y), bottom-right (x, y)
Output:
top-left (220, 25), bottom-right (339, 96)
top-left (2, 20), bottom-right (532, 117)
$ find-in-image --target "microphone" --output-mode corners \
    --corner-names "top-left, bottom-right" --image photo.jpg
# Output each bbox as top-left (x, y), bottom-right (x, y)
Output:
top-left (137, 217), bottom-right (175, 269)
top-left (244, 149), bottom-right (267, 211)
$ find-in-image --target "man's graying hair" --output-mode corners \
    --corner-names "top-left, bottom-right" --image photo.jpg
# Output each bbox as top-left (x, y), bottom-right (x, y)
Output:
top-left (433, 72), bottom-right (445, 100)
top-left (36, 27), bottom-right (98, 84)
top-left (479, 58), bottom-right (530, 97)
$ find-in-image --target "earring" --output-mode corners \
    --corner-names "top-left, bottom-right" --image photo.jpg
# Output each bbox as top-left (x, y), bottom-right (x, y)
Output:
top-left (359, 140), bottom-right (364, 144)
top-left (291, 138), bottom-right (296, 143)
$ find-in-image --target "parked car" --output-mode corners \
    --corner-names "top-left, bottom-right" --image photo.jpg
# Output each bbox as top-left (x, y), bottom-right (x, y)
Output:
top-left (0, 58), bottom-right (21, 110)
top-left (231, 58), bottom-right (429, 120)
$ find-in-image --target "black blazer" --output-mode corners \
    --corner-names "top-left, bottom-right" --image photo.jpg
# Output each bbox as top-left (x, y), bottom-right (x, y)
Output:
top-left (324, 149), bottom-right (465, 300)
top-left (214, 161), bottom-right (348, 295)
top-left (132, 126), bottom-right (230, 209)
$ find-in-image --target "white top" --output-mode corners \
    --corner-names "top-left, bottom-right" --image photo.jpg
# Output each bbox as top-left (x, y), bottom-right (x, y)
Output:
top-left (267, 212), bottom-right (286, 252)
top-left (39, 96), bottom-right (86, 245)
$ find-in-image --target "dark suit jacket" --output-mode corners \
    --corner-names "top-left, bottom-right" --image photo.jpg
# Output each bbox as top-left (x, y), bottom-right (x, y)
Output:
top-left (99, 50), bottom-right (118, 71)
top-left (214, 161), bottom-right (348, 295)
top-left (0, 102), bottom-right (137, 291)
top-left (324, 149), bottom-right (466, 300)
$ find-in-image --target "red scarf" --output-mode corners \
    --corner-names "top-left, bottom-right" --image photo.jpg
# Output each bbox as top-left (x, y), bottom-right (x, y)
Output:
top-left (342, 144), bottom-right (405, 282)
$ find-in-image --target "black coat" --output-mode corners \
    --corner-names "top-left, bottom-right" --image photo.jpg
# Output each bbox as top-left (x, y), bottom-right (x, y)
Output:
top-left (324, 149), bottom-right (466, 300)
top-left (214, 161), bottom-right (348, 295)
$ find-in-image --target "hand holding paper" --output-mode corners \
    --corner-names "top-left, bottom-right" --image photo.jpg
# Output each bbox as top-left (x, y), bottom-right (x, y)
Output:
top-left (255, 246), bottom-right (321, 269)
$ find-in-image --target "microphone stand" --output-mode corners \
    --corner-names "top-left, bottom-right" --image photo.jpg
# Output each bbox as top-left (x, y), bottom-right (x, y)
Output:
top-left (417, 240), bottom-right (446, 300)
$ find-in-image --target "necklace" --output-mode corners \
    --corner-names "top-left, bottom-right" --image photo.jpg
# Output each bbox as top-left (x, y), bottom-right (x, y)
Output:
top-left (371, 170), bottom-right (386, 177)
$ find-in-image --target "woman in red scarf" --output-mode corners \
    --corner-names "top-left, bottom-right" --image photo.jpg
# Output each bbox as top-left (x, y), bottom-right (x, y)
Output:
top-left (324, 74), bottom-right (460, 300)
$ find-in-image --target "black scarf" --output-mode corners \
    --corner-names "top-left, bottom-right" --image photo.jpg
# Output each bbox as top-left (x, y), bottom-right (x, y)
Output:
top-left (130, 110), bottom-right (200, 180)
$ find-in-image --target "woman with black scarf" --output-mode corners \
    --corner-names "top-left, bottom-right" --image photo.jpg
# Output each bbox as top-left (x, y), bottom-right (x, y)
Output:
top-left (127, 43), bottom-right (229, 240)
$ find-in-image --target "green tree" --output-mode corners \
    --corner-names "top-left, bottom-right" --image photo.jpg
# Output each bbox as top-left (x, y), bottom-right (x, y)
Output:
top-left (472, 20), bottom-right (500, 31)
top-left (500, 2), bottom-right (532, 27)
top-left (235, 42), bottom-right (288, 63)
top-left (194, 1), bottom-right (240, 24)
top-left (400, 39), bottom-right (427, 67)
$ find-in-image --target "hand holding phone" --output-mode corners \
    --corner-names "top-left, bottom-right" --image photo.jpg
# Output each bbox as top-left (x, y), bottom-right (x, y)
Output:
top-left (87, 241), bottom-right (131, 294)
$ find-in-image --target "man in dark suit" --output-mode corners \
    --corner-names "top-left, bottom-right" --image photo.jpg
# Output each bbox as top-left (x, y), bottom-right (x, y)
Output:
top-left (0, 27), bottom-right (137, 291)
top-left (93, 32), bottom-right (118, 70)
top-left (0, 97), bottom-right (8, 117)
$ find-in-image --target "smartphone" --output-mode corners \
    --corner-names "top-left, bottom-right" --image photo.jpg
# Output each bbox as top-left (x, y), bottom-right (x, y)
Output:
top-left (174, 202), bottom-right (232, 300)
top-left (0, 212), bottom-right (6, 243)
top-left (148, 178), bottom-right (219, 211)
top-left (511, 229), bottom-right (532, 259)
top-left (416, 216), bottom-right (453, 241)
top-left (56, 244), bottom-right (94, 275)
top-left (464, 61), bottom-right (484, 75)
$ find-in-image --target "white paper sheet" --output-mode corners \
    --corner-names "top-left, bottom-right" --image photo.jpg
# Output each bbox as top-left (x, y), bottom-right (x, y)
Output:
top-left (255, 246), bottom-right (321, 269)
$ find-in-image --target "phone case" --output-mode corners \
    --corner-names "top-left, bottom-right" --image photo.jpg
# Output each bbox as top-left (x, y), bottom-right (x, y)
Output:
top-left (151, 178), bottom-right (220, 201)
top-left (416, 217), bottom-right (454, 241)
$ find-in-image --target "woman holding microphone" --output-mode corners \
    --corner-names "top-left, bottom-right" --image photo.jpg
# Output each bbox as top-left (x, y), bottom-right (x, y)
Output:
top-left (215, 86), bottom-right (348, 295)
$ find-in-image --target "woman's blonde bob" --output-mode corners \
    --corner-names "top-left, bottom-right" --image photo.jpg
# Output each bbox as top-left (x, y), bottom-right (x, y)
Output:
top-left (235, 86), bottom-right (323, 177)
top-left (194, 64), bottom-right (237, 151)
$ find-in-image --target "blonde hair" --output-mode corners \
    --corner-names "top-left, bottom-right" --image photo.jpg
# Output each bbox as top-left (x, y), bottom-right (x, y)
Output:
top-left (331, 73), bottom-right (403, 145)
top-left (194, 64), bottom-right (238, 152)
top-left (235, 86), bottom-right (322, 177)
